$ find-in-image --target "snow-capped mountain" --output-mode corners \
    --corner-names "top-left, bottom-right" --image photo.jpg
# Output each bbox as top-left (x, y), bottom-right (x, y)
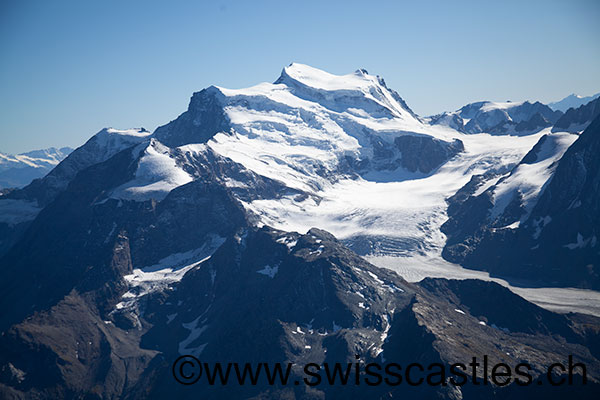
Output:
top-left (1, 63), bottom-right (599, 398)
top-left (428, 100), bottom-right (563, 135)
top-left (548, 92), bottom-right (600, 112)
top-left (2, 63), bottom-right (597, 289)
top-left (1, 64), bottom-right (595, 287)
top-left (0, 146), bottom-right (72, 189)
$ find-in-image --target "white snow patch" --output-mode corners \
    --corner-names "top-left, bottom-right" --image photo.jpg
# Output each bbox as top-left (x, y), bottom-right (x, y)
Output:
top-left (473, 175), bottom-right (503, 197)
top-left (373, 314), bottom-right (391, 358)
top-left (532, 216), bottom-right (552, 239)
top-left (367, 271), bottom-right (385, 285)
top-left (386, 284), bottom-right (403, 293)
top-left (178, 315), bottom-right (208, 356)
top-left (499, 221), bottom-right (520, 230)
top-left (309, 246), bottom-right (324, 256)
top-left (276, 236), bottom-right (298, 250)
top-left (116, 235), bottom-right (225, 310)
top-left (110, 139), bottom-right (193, 201)
top-left (564, 233), bottom-right (594, 250)
top-left (166, 313), bottom-right (178, 324)
top-left (257, 264), bottom-right (279, 278)
top-left (92, 128), bottom-right (152, 159)
top-left (480, 101), bottom-right (524, 112)
top-left (332, 321), bottom-right (342, 333)
top-left (105, 128), bottom-right (151, 137)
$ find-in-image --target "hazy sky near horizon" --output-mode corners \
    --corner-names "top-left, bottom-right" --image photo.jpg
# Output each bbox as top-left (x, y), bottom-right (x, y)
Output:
top-left (1, 0), bottom-right (599, 153)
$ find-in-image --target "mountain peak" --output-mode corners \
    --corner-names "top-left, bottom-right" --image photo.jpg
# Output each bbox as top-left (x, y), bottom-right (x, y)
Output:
top-left (277, 62), bottom-right (381, 92)
top-left (273, 63), bottom-right (420, 121)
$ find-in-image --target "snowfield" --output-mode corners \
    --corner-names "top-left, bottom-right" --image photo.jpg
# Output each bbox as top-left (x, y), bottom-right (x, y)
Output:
top-left (240, 130), bottom-right (548, 252)
top-left (115, 234), bottom-right (225, 313)
top-left (488, 132), bottom-right (577, 221)
top-left (110, 139), bottom-right (193, 201)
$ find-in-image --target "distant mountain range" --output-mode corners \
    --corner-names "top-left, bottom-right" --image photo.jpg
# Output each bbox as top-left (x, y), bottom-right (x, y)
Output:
top-left (427, 93), bottom-right (599, 136)
top-left (548, 92), bottom-right (600, 112)
top-left (0, 147), bottom-right (72, 189)
top-left (427, 100), bottom-right (563, 135)
top-left (1, 64), bottom-right (599, 399)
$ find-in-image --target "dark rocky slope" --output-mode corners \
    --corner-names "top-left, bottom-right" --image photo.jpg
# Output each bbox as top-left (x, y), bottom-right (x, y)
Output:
top-left (1, 224), bottom-right (599, 399)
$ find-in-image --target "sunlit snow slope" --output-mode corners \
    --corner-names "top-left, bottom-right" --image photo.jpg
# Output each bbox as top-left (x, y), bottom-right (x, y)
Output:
top-left (187, 64), bottom-right (560, 261)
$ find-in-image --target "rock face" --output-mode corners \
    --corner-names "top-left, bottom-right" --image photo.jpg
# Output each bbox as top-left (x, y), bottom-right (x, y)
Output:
top-left (2, 225), bottom-right (599, 399)
top-left (394, 135), bottom-right (464, 173)
top-left (153, 87), bottom-right (230, 147)
top-left (442, 115), bottom-right (600, 289)
top-left (552, 97), bottom-right (600, 133)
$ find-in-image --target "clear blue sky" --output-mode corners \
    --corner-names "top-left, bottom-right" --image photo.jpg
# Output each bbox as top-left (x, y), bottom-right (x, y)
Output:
top-left (1, 0), bottom-right (599, 154)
